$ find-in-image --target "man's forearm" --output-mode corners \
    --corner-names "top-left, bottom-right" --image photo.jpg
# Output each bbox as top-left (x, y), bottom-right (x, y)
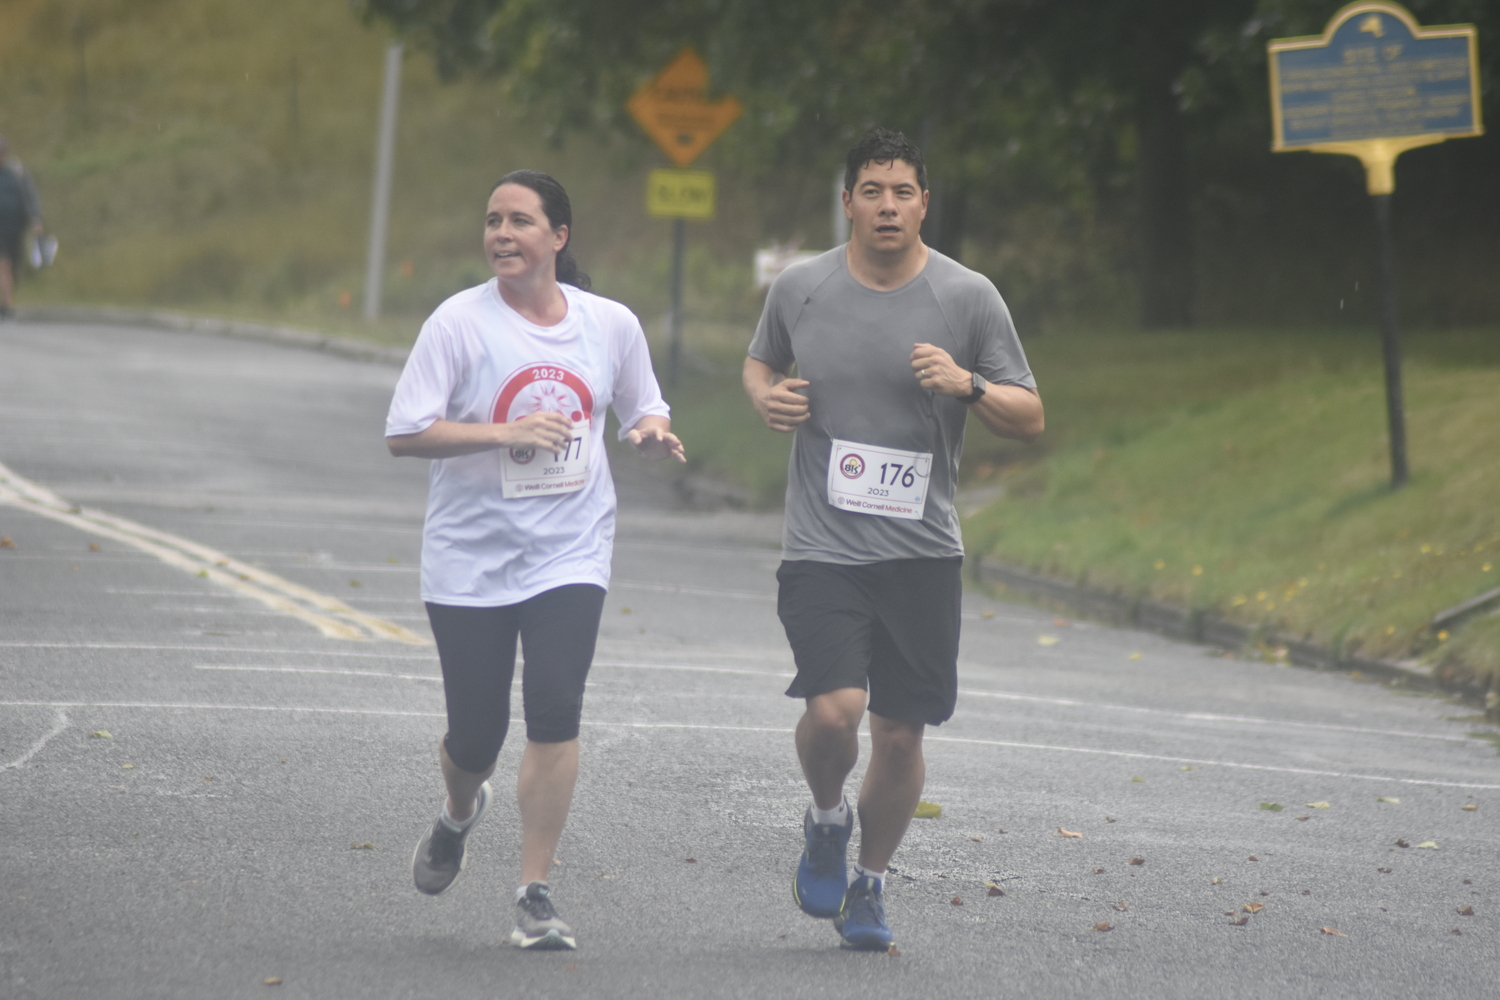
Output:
top-left (970, 384), bottom-right (1044, 441)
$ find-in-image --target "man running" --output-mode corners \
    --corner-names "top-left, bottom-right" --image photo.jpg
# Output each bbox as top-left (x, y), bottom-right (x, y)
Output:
top-left (744, 128), bottom-right (1043, 951)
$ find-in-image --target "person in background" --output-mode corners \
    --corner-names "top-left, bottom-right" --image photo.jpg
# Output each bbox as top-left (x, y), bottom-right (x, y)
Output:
top-left (0, 137), bottom-right (44, 318)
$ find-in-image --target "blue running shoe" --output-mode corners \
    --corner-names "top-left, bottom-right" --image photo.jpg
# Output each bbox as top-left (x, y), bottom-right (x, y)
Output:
top-left (793, 805), bottom-right (853, 918)
top-left (834, 876), bottom-right (894, 951)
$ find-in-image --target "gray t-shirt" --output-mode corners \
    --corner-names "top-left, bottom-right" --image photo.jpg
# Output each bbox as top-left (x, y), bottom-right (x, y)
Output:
top-left (749, 246), bottom-right (1035, 564)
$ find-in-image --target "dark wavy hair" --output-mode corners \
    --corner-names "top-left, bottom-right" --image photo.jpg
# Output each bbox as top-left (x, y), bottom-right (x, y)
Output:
top-left (843, 128), bottom-right (927, 193)
top-left (492, 169), bottom-right (591, 290)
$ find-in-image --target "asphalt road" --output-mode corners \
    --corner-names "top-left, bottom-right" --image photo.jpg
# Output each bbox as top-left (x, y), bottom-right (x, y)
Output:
top-left (1, 319), bottom-right (1496, 1000)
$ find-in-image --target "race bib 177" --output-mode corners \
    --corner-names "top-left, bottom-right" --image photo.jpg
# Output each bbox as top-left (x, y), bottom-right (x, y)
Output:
top-left (492, 363), bottom-right (597, 500)
top-left (826, 438), bottom-right (931, 520)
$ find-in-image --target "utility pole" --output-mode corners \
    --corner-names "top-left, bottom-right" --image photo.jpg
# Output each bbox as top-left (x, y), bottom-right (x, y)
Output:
top-left (363, 42), bottom-right (402, 321)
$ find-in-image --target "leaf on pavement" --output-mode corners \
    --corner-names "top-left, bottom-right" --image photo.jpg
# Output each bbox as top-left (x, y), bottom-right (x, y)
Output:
top-left (120, 763), bottom-right (135, 769)
top-left (263, 977), bottom-right (283, 986)
top-left (1377, 867), bottom-right (1392, 873)
top-left (1320, 927), bottom-right (1346, 937)
top-left (1451, 929), bottom-right (1463, 936)
top-left (1306, 801), bottom-right (1330, 809)
top-left (1228, 916), bottom-right (1249, 926)
top-left (349, 842), bottom-right (374, 850)
top-left (887, 945), bottom-right (901, 957)
top-left (1211, 877), bottom-right (1221, 884)
top-left (1105, 816), bottom-right (1116, 823)
top-left (913, 801), bottom-right (942, 819)
top-left (1295, 815), bottom-right (1310, 821)
top-left (970, 835), bottom-right (984, 842)
top-left (980, 610), bottom-right (995, 619)
top-left (1093, 922), bottom-right (1112, 932)
top-left (1395, 839), bottom-right (1410, 848)
top-left (1377, 797), bottom-right (1400, 804)
top-left (89, 730), bottom-right (112, 738)
top-left (987, 884), bottom-right (1005, 897)
top-left (0, 536), bottom-right (15, 548)
top-left (1461, 804), bottom-right (1477, 811)
top-left (1037, 635), bottom-right (1060, 646)
top-left (996, 827), bottom-right (1007, 834)
top-left (1112, 901), bottom-right (1128, 912)
top-left (1128, 652), bottom-right (1143, 660)
top-left (1247, 856), bottom-right (1259, 862)
top-left (1416, 841), bottom-right (1440, 849)
top-left (348, 579), bottom-right (361, 587)
top-left (685, 858), bottom-right (697, 863)
top-left (1260, 802), bottom-right (1284, 811)
top-left (88, 543), bottom-right (101, 551)
top-left (1243, 902), bottom-right (1265, 913)
top-left (1457, 906), bottom-right (1474, 916)
top-left (1058, 828), bottom-right (1082, 838)
top-left (1131, 776), bottom-right (1145, 783)
top-left (950, 896), bottom-right (963, 906)
top-left (1128, 857), bottom-right (1145, 866)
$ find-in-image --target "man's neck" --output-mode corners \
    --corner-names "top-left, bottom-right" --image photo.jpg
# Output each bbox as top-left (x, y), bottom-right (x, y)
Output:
top-left (844, 239), bottom-right (929, 292)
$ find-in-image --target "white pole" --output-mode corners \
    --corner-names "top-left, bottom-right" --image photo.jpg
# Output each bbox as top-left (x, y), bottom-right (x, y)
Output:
top-left (363, 42), bottom-right (403, 321)
top-left (832, 169), bottom-right (849, 247)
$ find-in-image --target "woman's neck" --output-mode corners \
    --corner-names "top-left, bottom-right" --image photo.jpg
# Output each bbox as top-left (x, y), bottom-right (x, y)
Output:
top-left (497, 272), bottom-right (569, 326)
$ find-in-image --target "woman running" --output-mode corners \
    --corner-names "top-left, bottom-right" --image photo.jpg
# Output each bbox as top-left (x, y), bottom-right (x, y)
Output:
top-left (386, 170), bottom-right (684, 951)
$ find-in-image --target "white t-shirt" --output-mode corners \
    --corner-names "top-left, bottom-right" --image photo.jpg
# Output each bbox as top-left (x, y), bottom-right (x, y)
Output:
top-left (386, 279), bottom-right (670, 606)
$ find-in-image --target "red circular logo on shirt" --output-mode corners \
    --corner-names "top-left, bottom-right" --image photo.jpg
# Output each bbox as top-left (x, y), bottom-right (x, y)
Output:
top-left (839, 453), bottom-right (866, 479)
top-left (492, 364), bottom-right (596, 426)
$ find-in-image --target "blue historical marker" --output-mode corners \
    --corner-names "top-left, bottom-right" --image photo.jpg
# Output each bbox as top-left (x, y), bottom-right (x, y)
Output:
top-left (1271, 4), bottom-right (1480, 150)
top-left (1268, 3), bottom-right (1483, 492)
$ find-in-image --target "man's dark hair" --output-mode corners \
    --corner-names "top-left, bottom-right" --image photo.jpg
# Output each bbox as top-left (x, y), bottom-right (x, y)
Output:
top-left (843, 128), bottom-right (927, 193)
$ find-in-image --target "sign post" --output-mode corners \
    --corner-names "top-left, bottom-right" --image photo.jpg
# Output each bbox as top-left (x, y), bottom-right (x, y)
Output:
top-left (627, 49), bottom-right (742, 387)
top-left (1268, 1), bottom-right (1482, 489)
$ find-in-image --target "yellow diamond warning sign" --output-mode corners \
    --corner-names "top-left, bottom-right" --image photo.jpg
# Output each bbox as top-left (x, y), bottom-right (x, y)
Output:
top-left (627, 49), bottom-right (742, 167)
top-left (646, 169), bottom-right (716, 220)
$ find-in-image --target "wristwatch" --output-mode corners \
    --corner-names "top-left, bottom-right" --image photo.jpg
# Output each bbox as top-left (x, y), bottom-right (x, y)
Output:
top-left (960, 371), bottom-right (986, 405)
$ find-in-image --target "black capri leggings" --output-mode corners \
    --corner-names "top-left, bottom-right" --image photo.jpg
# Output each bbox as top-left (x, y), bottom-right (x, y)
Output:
top-left (426, 583), bottom-right (606, 773)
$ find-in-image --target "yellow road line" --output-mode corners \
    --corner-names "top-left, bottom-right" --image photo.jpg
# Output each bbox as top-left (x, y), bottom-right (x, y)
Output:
top-left (0, 460), bottom-right (427, 644)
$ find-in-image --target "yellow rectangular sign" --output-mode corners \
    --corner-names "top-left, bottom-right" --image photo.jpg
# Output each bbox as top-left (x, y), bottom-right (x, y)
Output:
top-left (647, 169), bottom-right (715, 220)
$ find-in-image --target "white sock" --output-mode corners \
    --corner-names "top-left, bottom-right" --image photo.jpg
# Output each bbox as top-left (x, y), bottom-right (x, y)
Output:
top-left (440, 801), bottom-right (479, 832)
top-left (809, 797), bottom-right (849, 826)
top-left (850, 863), bottom-right (885, 891)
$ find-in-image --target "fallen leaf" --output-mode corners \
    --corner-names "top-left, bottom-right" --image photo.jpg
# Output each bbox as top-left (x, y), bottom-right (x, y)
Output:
top-left (120, 763), bottom-right (135, 769)
top-left (348, 579), bottom-right (361, 588)
top-left (350, 842), bottom-right (374, 850)
top-left (987, 885), bottom-right (1005, 897)
top-left (887, 945), bottom-right (901, 957)
top-left (1306, 801), bottom-right (1330, 809)
top-left (1128, 858), bottom-right (1145, 866)
top-left (0, 537), bottom-right (15, 548)
top-left (1128, 652), bottom-right (1143, 660)
top-left (88, 543), bottom-right (102, 552)
top-left (1462, 804), bottom-right (1477, 811)
top-left (1451, 929), bottom-right (1463, 936)
top-left (1296, 816), bottom-right (1310, 821)
top-left (620, 607), bottom-right (632, 614)
top-left (996, 828), bottom-right (1007, 834)
top-left (197, 569), bottom-right (208, 577)
top-left (1112, 901), bottom-right (1128, 912)
top-left (1457, 906), bottom-right (1474, 916)
top-left (1093, 922), bottom-right (1113, 932)
top-left (263, 977), bottom-right (283, 986)
top-left (1228, 916), bottom-right (1249, 926)
top-left (1320, 927), bottom-right (1346, 937)
top-left (914, 801), bottom-right (942, 819)
top-left (1247, 856), bottom-right (1259, 862)
top-left (1037, 635), bottom-right (1060, 646)
top-left (564, 963), bottom-right (578, 972)
top-left (1211, 877), bottom-right (1221, 884)
top-left (970, 835), bottom-right (984, 842)
top-left (777, 933), bottom-right (787, 939)
top-left (1131, 776), bottom-right (1144, 783)
top-left (204, 776), bottom-right (214, 781)
top-left (1181, 766), bottom-right (1194, 771)
top-left (1243, 902), bottom-right (1265, 914)
top-left (1092, 868), bottom-right (1106, 874)
top-left (1260, 802), bottom-right (1283, 812)
top-left (685, 858), bottom-right (697, 863)
top-left (950, 896), bottom-right (963, 906)
top-left (1377, 867), bottom-right (1392, 873)
top-left (1377, 797), bottom-right (1400, 804)
top-left (1463, 879), bottom-right (1473, 885)
top-left (1395, 839), bottom-right (1410, 848)
top-left (1260, 891), bottom-right (1271, 896)
top-left (1300, 889), bottom-right (1312, 895)
top-left (89, 730), bottom-right (112, 739)
top-left (1105, 816), bottom-right (1116, 823)
top-left (980, 610), bottom-right (996, 619)
top-left (1416, 841), bottom-right (1440, 849)
top-left (1058, 828), bottom-right (1083, 838)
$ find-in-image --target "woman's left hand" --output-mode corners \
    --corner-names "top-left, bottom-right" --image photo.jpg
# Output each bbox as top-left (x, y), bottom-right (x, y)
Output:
top-left (627, 419), bottom-right (686, 462)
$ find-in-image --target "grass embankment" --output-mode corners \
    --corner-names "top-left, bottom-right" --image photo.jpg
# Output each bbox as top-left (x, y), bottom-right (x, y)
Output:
top-left (669, 326), bottom-right (1500, 688)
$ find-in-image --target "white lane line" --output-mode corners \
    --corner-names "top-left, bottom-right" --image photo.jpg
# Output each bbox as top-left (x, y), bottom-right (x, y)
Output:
top-left (0, 459), bottom-right (425, 644)
top-left (0, 642), bottom-right (436, 660)
top-left (2, 699), bottom-right (1493, 789)
top-left (195, 664), bottom-right (441, 682)
top-left (595, 660), bottom-right (793, 678)
top-left (923, 734), bottom-right (1500, 790)
top-left (957, 688), bottom-right (1475, 744)
top-left (612, 580), bottom-right (774, 602)
top-left (1, 707), bottom-right (69, 770)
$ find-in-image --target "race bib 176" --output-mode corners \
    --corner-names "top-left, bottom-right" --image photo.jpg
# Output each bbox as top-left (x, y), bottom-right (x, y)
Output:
top-left (826, 438), bottom-right (931, 520)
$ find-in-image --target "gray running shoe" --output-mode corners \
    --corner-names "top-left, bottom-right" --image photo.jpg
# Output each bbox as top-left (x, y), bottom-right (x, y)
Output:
top-left (510, 881), bottom-right (577, 950)
top-left (412, 781), bottom-right (491, 895)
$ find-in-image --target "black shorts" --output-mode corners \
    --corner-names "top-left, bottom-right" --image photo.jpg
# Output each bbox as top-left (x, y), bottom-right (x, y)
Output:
top-left (776, 557), bottom-right (963, 726)
top-left (426, 583), bottom-right (606, 772)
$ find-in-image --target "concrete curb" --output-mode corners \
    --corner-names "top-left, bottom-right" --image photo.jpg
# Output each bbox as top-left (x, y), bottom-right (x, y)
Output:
top-left (970, 555), bottom-right (1490, 705)
top-left (15, 305), bottom-right (411, 368)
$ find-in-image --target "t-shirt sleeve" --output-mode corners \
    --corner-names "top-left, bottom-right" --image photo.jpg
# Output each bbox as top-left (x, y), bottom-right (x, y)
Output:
top-left (966, 278), bottom-right (1036, 390)
top-left (747, 275), bottom-right (797, 373)
top-left (609, 312), bottom-right (671, 438)
top-left (385, 317), bottom-right (461, 437)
